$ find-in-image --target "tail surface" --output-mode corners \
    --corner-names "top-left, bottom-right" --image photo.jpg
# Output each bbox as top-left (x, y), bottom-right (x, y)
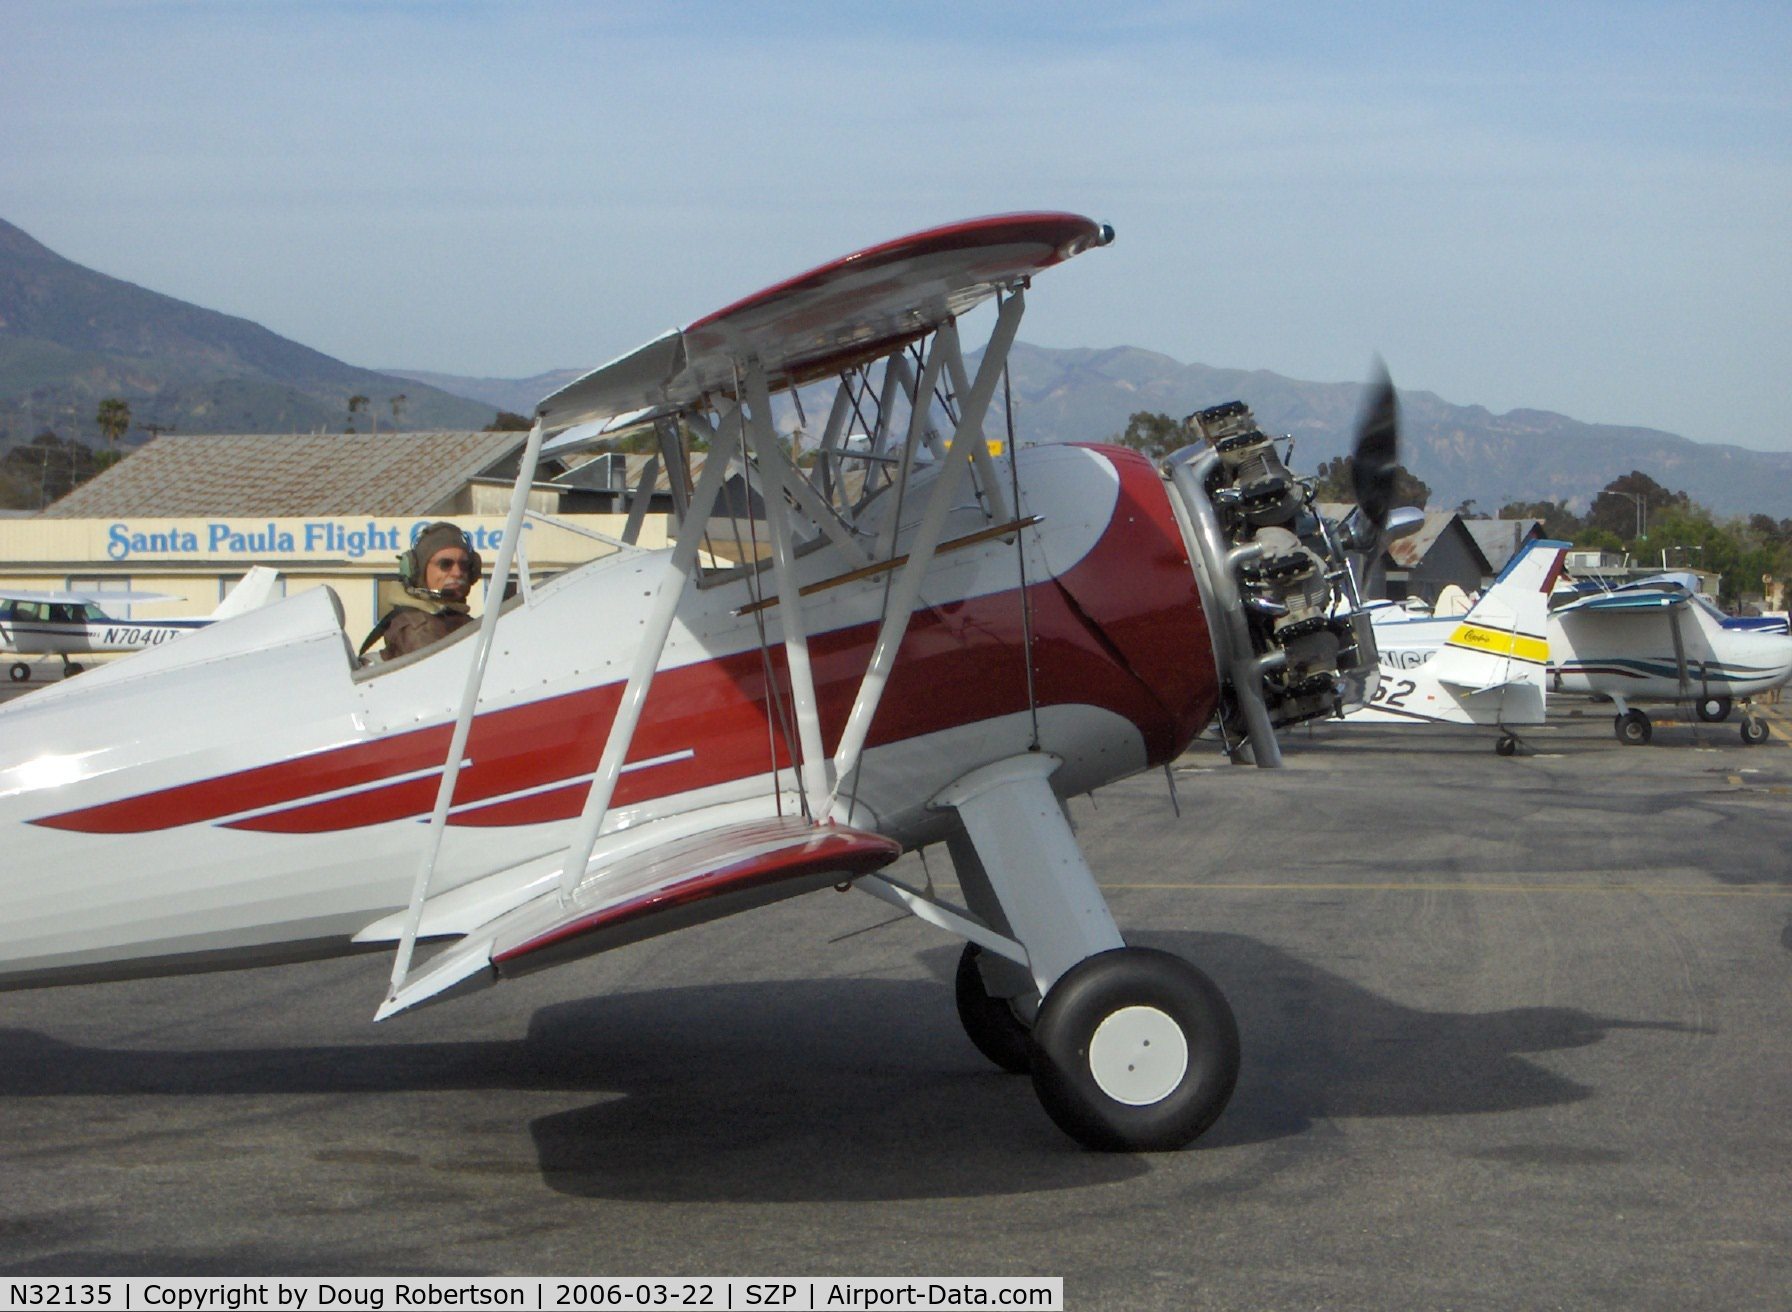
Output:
top-left (1424, 540), bottom-right (1568, 694)
top-left (209, 567), bottom-right (282, 620)
top-left (1350, 539), bottom-right (1568, 726)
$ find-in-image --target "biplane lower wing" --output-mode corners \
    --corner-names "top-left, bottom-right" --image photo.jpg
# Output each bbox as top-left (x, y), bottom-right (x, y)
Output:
top-left (375, 816), bottom-right (900, 1018)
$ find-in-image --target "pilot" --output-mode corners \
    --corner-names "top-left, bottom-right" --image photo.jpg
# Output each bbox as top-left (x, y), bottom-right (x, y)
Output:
top-left (362, 522), bottom-right (482, 662)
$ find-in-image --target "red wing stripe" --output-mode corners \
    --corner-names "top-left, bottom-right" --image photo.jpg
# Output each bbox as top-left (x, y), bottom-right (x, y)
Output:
top-left (492, 828), bottom-right (901, 966)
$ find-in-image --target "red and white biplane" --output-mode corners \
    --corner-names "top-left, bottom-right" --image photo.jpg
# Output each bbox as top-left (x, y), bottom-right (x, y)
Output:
top-left (0, 213), bottom-right (1393, 1149)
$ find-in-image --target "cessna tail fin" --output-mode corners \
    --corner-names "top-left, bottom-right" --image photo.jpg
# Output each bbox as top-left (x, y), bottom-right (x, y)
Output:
top-left (209, 567), bottom-right (282, 620)
top-left (1425, 539), bottom-right (1568, 693)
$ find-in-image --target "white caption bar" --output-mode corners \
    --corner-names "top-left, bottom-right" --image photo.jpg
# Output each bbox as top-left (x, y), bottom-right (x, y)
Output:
top-left (0, 1276), bottom-right (1064, 1311)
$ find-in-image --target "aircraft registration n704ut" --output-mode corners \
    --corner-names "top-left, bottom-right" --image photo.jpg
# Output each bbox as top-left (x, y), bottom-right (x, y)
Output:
top-left (0, 567), bottom-right (280, 681)
top-left (0, 214), bottom-right (1405, 1151)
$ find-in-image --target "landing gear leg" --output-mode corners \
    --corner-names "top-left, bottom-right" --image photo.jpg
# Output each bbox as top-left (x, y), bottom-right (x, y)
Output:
top-left (933, 754), bottom-right (1239, 1150)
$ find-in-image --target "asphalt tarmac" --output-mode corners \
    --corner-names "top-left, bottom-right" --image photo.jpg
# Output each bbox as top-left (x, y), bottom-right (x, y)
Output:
top-left (2, 704), bottom-right (1789, 1309)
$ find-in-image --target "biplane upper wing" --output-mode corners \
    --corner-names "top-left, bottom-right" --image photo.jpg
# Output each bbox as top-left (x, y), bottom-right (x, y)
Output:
top-left (375, 816), bottom-right (900, 1018)
top-left (535, 212), bottom-right (1111, 436)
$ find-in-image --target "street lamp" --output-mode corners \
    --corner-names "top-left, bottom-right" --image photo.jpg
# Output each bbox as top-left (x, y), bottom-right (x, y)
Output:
top-left (1610, 490), bottom-right (1647, 539)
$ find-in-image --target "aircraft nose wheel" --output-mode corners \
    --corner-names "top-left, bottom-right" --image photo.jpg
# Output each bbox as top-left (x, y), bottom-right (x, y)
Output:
top-left (8, 662), bottom-right (28, 683)
top-left (954, 942), bottom-right (1035, 1074)
top-left (1495, 733), bottom-right (1518, 757)
top-left (1741, 715), bottom-right (1770, 745)
top-left (1027, 947), bottom-right (1239, 1152)
top-left (1615, 709), bottom-right (1652, 746)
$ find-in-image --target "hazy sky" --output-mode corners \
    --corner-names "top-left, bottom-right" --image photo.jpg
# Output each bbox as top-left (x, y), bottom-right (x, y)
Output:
top-left (4, 1), bottom-right (1789, 449)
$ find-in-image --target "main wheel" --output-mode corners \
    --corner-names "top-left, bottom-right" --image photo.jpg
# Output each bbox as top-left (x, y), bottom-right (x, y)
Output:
top-left (954, 943), bottom-right (1034, 1074)
top-left (8, 662), bottom-right (27, 683)
top-left (1615, 710), bottom-right (1652, 746)
top-left (1696, 696), bottom-right (1732, 723)
top-left (1741, 715), bottom-right (1770, 745)
top-left (1495, 734), bottom-right (1518, 757)
top-left (63, 663), bottom-right (83, 677)
top-left (1028, 947), bottom-right (1239, 1152)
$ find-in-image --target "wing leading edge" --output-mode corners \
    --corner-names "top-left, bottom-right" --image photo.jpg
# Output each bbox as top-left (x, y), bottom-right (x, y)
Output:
top-left (536, 212), bottom-right (1111, 435)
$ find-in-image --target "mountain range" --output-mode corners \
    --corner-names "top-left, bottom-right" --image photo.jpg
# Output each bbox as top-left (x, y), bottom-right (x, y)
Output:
top-left (0, 217), bottom-right (492, 444)
top-left (5, 215), bottom-right (1790, 517)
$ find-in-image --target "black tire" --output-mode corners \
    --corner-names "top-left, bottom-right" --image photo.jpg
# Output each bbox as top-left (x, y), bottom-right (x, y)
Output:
top-left (63, 663), bottom-right (83, 677)
top-left (1615, 710), bottom-right (1652, 746)
top-left (1696, 696), bottom-right (1732, 723)
top-left (8, 662), bottom-right (28, 683)
top-left (1029, 947), bottom-right (1239, 1152)
top-left (1741, 715), bottom-right (1770, 746)
top-left (1495, 734), bottom-right (1518, 757)
top-left (954, 943), bottom-right (1034, 1074)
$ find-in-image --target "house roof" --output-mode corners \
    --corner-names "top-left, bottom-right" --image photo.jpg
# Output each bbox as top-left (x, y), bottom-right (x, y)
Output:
top-left (40, 431), bottom-right (525, 518)
top-left (1385, 511), bottom-right (1490, 571)
top-left (1463, 518), bottom-right (1543, 574)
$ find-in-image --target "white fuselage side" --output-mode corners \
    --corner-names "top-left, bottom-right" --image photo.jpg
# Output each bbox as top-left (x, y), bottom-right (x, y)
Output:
top-left (0, 445), bottom-right (1219, 989)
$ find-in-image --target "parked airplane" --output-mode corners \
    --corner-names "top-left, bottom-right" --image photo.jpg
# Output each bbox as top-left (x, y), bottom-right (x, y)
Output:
top-left (1347, 539), bottom-right (1570, 754)
top-left (0, 567), bottom-right (282, 681)
top-left (0, 213), bottom-right (1396, 1151)
top-left (1550, 578), bottom-right (1792, 745)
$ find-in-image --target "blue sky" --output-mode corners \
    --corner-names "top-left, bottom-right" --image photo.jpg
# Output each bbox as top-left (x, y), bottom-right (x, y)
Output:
top-left (4, 1), bottom-right (1789, 450)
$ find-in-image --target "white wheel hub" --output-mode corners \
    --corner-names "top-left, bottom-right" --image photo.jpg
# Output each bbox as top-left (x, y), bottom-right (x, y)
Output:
top-left (1087, 1004), bottom-right (1188, 1106)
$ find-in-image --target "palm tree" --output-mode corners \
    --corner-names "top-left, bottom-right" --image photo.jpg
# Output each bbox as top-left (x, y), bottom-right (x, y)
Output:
top-left (347, 394), bottom-right (370, 433)
top-left (95, 398), bottom-right (131, 451)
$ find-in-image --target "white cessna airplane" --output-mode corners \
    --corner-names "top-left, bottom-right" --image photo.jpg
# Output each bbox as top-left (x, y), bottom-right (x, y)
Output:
top-left (0, 213), bottom-right (1403, 1151)
top-left (1347, 538), bottom-right (1570, 754)
top-left (1549, 577), bottom-right (1792, 745)
top-left (0, 567), bottom-right (281, 682)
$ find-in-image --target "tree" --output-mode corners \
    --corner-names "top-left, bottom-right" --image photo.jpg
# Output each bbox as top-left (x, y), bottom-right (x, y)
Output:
top-left (95, 397), bottom-right (131, 451)
top-left (1311, 455), bottom-right (1430, 508)
top-left (1586, 471), bottom-right (1688, 543)
top-left (388, 393), bottom-right (408, 431)
top-left (1112, 411), bottom-right (1186, 461)
top-left (347, 394), bottom-right (370, 433)
top-left (0, 431), bottom-right (111, 509)
top-left (1498, 499), bottom-right (1583, 541)
top-left (485, 410), bottom-right (532, 432)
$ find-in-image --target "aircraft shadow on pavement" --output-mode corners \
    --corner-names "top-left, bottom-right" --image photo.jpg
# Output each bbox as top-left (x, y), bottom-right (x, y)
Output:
top-left (0, 932), bottom-right (1693, 1204)
top-left (1139, 930), bottom-right (1697, 1150)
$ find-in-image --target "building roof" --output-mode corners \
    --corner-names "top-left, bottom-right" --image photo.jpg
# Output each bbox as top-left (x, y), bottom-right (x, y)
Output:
top-left (40, 431), bottom-right (525, 518)
top-left (1383, 511), bottom-right (1491, 574)
top-left (1315, 502), bottom-right (1490, 573)
top-left (1462, 518), bottom-right (1543, 575)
